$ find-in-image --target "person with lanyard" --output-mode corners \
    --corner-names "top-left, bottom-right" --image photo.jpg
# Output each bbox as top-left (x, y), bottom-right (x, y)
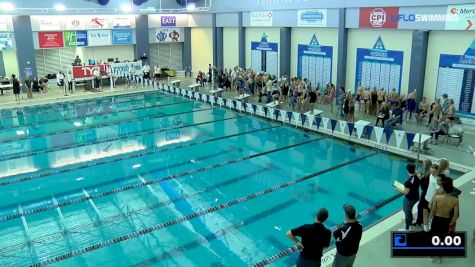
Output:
top-left (286, 208), bottom-right (331, 267)
top-left (332, 205), bottom-right (363, 267)
top-left (395, 163), bottom-right (420, 231)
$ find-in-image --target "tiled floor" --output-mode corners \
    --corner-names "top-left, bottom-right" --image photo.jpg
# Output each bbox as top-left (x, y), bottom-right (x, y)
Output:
top-left (1, 76), bottom-right (474, 267)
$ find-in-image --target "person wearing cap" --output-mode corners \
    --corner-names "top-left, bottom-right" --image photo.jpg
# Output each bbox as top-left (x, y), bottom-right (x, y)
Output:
top-left (395, 163), bottom-right (420, 231)
top-left (287, 208), bottom-right (331, 267)
top-left (332, 204), bottom-right (362, 267)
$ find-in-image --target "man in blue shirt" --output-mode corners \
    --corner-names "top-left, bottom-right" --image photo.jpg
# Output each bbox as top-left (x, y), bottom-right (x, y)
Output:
top-left (386, 103), bottom-right (403, 128)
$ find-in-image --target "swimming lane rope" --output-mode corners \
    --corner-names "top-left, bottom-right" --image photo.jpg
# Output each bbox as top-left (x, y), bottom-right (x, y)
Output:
top-left (29, 150), bottom-right (377, 266)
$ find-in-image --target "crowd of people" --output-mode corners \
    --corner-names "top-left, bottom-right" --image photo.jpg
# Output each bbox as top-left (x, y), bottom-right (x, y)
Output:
top-left (287, 157), bottom-right (468, 267)
top-left (395, 159), bottom-right (462, 264)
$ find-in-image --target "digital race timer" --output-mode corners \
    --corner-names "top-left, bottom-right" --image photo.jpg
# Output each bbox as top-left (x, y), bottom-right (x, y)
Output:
top-left (391, 232), bottom-right (466, 257)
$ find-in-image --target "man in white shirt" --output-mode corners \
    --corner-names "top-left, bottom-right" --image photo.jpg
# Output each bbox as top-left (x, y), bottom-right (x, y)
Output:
top-left (154, 65), bottom-right (160, 80)
top-left (93, 68), bottom-right (101, 90)
top-left (128, 64), bottom-right (136, 88)
top-left (142, 63), bottom-right (150, 79)
top-left (67, 71), bottom-right (73, 93)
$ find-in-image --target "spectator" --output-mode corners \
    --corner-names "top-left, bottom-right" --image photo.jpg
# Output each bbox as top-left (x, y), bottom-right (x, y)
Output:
top-left (67, 71), bottom-right (73, 93)
top-left (430, 178), bottom-right (459, 264)
top-left (441, 93), bottom-right (449, 116)
top-left (415, 159), bottom-right (432, 231)
top-left (24, 76), bottom-right (33, 99)
top-left (416, 96), bottom-right (429, 125)
top-left (286, 208), bottom-right (331, 267)
top-left (395, 164), bottom-right (419, 231)
top-left (12, 74), bottom-right (20, 101)
top-left (142, 62), bottom-right (150, 79)
top-left (385, 103), bottom-right (403, 128)
top-left (332, 204), bottom-right (363, 267)
top-left (57, 71), bottom-right (65, 93)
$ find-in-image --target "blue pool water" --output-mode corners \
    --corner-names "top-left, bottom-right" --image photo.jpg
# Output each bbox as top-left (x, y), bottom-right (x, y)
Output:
top-left (0, 90), bottom-right (461, 266)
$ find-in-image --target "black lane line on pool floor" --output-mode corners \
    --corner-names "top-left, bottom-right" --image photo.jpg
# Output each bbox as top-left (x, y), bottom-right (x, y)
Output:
top-left (0, 114), bottom-right (246, 162)
top-left (0, 91), bottom-right (171, 120)
top-left (0, 95), bottom-right (183, 130)
top-left (0, 87), bottom-right (165, 115)
top-left (0, 165), bottom-right (278, 254)
top-left (0, 99), bottom-right (192, 131)
top-left (0, 105), bottom-right (214, 144)
top-left (0, 117), bottom-right (273, 187)
top-left (0, 125), bottom-right (285, 221)
top-left (252, 191), bottom-right (403, 267)
top-left (29, 149), bottom-right (376, 267)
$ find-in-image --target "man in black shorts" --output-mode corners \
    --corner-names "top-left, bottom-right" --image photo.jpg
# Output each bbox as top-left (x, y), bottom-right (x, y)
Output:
top-left (287, 208), bottom-right (331, 267)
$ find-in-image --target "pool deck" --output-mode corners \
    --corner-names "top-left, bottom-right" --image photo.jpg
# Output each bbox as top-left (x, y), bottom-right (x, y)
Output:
top-left (1, 77), bottom-right (474, 267)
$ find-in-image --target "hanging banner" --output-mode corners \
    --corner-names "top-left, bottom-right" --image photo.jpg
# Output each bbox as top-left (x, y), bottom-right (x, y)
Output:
top-left (436, 40), bottom-right (475, 115)
top-left (355, 124), bottom-right (365, 139)
top-left (38, 32), bottom-right (64, 48)
top-left (339, 120), bottom-right (347, 135)
top-left (112, 17), bottom-right (131, 28)
top-left (110, 61), bottom-right (142, 75)
top-left (38, 17), bottom-right (61, 31)
top-left (65, 18), bottom-right (86, 30)
top-left (322, 117), bottom-right (329, 130)
top-left (250, 11), bottom-right (273, 26)
top-left (297, 34), bottom-right (333, 89)
top-left (0, 33), bottom-right (13, 51)
top-left (374, 126), bottom-right (384, 144)
top-left (298, 9), bottom-right (327, 27)
top-left (307, 114), bottom-right (314, 127)
top-left (359, 7), bottom-right (400, 28)
top-left (64, 31), bottom-right (88, 47)
top-left (155, 28), bottom-right (184, 43)
top-left (160, 16), bottom-right (177, 26)
top-left (354, 36), bottom-right (404, 94)
top-left (251, 33), bottom-right (278, 76)
top-left (72, 64), bottom-right (109, 79)
top-left (394, 130), bottom-right (405, 148)
top-left (87, 30), bottom-right (111, 46)
top-left (445, 4), bottom-right (475, 30)
top-left (112, 29), bottom-right (133, 45)
top-left (88, 17), bottom-right (109, 29)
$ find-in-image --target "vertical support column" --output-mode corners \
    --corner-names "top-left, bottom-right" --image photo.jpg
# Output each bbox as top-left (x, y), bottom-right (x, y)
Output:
top-left (408, 30), bottom-right (429, 102)
top-left (0, 52), bottom-right (5, 76)
top-left (183, 28), bottom-right (192, 71)
top-left (238, 12), bottom-right (245, 68)
top-left (135, 15), bottom-right (149, 63)
top-left (336, 8), bottom-right (348, 93)
top-left (280, 27), bottom-right (291, 77)
top-left (215, 27), bottom-right (224, 69)
top-left (12, 16), bottom-right (37, 80)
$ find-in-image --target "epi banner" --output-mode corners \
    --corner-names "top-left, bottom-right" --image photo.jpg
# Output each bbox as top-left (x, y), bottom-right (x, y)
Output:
top-left (250, 11), bottom-right (273, 26)
top-left (112, 29), bottom-right (133, 45)
top-left (65, 18), bottom-right (86, 30)
top-left (64, 31), bottom-right (88, 47)
top-left (155, 28), bottom-right (184, 43)
top-left (37, 16), bottom-right (61, 31)
top-left (298, 9), bottom-right (327, 27)
top-left (359, 7), bottom-right (399, 28)
top-left (38, 32), bottom-right (64, 48)
top-left (445, 4), bottom-right (475, 30)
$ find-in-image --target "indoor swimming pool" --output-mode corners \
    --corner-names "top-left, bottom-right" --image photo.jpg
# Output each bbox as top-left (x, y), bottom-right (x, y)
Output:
top-left (0, 90), bottom-right (461, 266)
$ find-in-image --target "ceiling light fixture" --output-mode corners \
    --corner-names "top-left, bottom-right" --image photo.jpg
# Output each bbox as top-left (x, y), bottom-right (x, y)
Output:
top-left (0, 2), bottom-right (15, 11)
top-left (54, 4), bottom-right (66, 11)
top-left (120, 3), bottom-right (133, 12)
